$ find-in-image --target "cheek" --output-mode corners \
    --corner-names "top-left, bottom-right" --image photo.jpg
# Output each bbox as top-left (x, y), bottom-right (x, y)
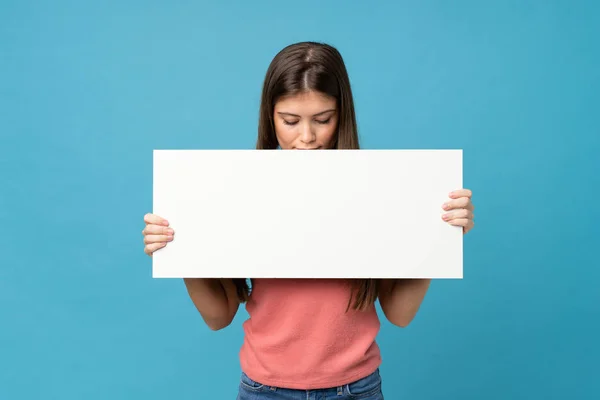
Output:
top-left (320, 124), bottom-right (337, 141)
top-left (317, 121), bottom-right (338, 145)
top-left (274, 121), bottom-right (296, 146)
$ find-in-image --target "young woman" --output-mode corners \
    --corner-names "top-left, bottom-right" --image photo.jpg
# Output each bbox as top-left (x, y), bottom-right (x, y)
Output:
top-left (142, 41), bottom-right (475, 399)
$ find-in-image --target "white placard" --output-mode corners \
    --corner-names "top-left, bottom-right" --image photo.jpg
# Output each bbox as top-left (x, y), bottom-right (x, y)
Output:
top-left (152, 149), bottom-right (462, 279)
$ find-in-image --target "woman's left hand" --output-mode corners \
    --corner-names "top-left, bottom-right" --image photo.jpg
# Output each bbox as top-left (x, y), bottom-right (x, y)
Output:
top-left (442, 189), bottom-right (475, 234)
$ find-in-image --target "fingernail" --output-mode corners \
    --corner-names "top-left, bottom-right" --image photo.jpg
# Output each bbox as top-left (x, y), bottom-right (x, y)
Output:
top-left (163, 220), bottom-right (169, 226)
top-left (442, 203), bottom-right (449, 210)
top-left (442, 214), bottom-right (450, 220)
top-left (167, 235), bottom-right (173, 241)
top-left (167, 228), bottom-right (174, 235)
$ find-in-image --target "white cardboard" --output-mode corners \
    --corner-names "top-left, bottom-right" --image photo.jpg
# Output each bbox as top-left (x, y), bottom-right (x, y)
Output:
top-left (152, 149), bottom-right (462, 279)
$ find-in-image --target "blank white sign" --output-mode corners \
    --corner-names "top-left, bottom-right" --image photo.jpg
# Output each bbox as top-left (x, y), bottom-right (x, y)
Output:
top-left (152, 149), bottom-right (462, 279)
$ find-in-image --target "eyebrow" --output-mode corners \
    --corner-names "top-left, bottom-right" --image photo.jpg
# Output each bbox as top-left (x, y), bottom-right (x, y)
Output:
top-left (276, 109), bottom-right (336, 118)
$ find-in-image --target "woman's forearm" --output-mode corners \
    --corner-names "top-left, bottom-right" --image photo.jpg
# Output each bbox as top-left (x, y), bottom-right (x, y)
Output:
top-left (183, 278), bottom-right (240, 330)
top-left (379, 278), bottom-right (432, 327)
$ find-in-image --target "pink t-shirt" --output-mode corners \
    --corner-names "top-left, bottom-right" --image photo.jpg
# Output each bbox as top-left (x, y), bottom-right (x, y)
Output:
top-left (239, 278), bottom-right (382, 390)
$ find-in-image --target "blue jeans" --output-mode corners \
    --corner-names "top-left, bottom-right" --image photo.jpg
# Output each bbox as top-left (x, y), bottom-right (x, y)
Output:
top-left (236, 368), bottom-right (384, 399)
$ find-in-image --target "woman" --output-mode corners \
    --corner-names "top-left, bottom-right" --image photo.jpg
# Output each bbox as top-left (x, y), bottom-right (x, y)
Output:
top-left (142, 41), bottom-right (475, 399)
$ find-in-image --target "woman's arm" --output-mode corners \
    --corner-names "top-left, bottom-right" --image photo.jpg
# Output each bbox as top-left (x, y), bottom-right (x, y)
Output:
top-left (377, 188), bottom-right (475, 327)
top-left (183, 278), bottom-right (240, 331)
top-left (378, 279), bottom-right (431, 327)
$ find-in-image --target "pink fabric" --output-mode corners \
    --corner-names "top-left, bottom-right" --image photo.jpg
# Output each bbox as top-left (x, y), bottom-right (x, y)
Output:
top-left (239, 278), bottom-right (382, 390)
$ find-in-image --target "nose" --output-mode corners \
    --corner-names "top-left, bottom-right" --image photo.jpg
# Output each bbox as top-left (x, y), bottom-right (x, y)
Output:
top-left (299, 122), bottom-right (316, 144)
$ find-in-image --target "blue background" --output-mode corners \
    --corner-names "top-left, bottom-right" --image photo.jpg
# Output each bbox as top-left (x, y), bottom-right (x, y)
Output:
top-left (1, 1), bottom-right (599, 399)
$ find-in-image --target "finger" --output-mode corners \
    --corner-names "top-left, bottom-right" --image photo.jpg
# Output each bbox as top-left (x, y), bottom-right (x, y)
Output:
top-left (449, 189), bottom-right (472, 199)
top-left (442, 209), bottom-right (474, 221)
top-left (144, 242), bottom-right (167, 256)
top-left (463, 220), bottom-right (475, 234)
top-left (144, 213), bottom-right (169, 226)
top-left (142, 224), bottom-right (174, 236)
top-left (143, 234), bottom-right (174, 245)
top-left (446, 218), bottom-right (470, 227)
top-left (443, 197), bottom-right (473, 211)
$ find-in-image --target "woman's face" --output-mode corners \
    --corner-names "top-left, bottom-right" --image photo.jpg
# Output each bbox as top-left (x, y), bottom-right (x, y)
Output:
top-left (273, 90), bottom-right (338, 150)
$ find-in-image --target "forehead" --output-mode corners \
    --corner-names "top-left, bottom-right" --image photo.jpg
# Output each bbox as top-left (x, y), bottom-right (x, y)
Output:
top-left (274, 90), bottom-right (336, 114)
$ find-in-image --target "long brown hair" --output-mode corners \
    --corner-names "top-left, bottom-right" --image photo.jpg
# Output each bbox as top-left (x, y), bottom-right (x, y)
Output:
top-left (233, 41), bottom-right (378, 311)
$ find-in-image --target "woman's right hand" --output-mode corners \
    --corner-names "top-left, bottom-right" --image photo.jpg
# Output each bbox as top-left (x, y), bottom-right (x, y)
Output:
top-left (142, 213), bottom-right (174, 256)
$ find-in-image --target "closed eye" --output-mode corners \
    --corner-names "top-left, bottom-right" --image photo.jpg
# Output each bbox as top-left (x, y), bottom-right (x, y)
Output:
top-left (282, 117), bottom-right (332, 126)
